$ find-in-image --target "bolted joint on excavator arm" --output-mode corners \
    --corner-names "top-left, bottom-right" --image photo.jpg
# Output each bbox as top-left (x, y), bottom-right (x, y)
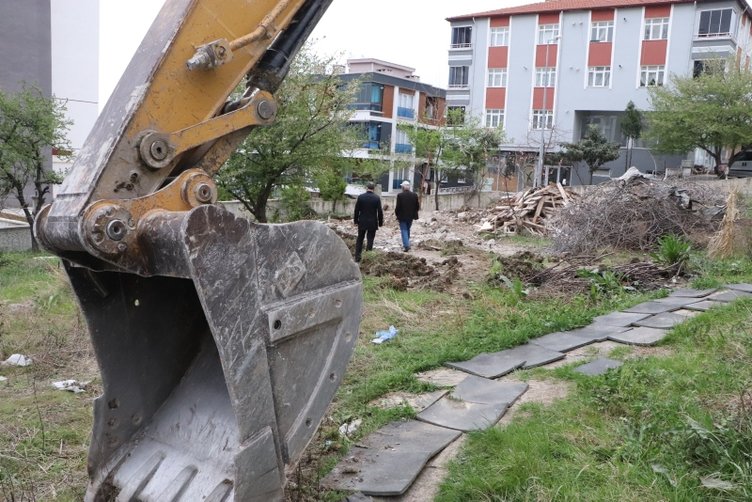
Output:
top-left (34, 1), bottom-right (362, 500)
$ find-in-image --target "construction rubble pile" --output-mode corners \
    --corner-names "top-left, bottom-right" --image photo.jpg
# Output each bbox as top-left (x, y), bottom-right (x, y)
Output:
top-left (475, 183), bottom-right (579, 236)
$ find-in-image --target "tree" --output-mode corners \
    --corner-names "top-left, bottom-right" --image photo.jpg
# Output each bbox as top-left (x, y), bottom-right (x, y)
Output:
top-left (561, 125), bottom-right (620, 184)
top-left (646, 62), bottom-right (752, 169)
top-left (443, 118), bottom-right (505, 202)
top-left (217, 49), bottom-right (360, 223)
top-left (0, 87), bottom-right (70, 251)
top-left (400, 109), bottom-right (503, 210)
top-left (315, 157), bottom-right (349, 214)
top-left (620, 100), bottom-right (643, 170)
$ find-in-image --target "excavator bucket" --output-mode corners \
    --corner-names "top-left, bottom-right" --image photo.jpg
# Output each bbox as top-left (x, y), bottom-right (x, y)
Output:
top-left (68, 205), bottom-right (361, 501)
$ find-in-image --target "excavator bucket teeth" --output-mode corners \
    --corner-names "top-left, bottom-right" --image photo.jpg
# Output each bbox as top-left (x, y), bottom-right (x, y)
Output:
top-left (69, 205), bottom-right (361, 501)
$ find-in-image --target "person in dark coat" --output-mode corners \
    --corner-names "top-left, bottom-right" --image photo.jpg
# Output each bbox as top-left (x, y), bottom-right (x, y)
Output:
top-left (395, 180), bottom-right (420, 252)
top-left (353, 181), bottom-right (384, 262)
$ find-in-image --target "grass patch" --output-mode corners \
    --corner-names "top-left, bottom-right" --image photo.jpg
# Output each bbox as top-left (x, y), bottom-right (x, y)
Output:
top-left (438, 300), bottom-right (752, 501)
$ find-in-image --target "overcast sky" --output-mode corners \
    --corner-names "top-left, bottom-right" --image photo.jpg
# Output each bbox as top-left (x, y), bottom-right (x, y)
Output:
top-left (99, 0), bottom-right (527, 107)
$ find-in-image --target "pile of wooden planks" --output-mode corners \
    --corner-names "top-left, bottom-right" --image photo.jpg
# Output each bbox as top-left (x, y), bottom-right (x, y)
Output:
top-left (476, 183), bottom-right (578, 235)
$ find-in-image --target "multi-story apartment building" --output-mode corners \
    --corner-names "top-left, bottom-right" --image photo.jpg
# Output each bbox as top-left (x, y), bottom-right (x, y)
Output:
top-left (338, 58), bottom-right (446, 192)
top-left (447, 0), bottom-right (752, 184)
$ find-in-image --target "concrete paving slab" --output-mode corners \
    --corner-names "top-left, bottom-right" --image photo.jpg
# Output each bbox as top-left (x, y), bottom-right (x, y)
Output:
top-left (724, 283), bottom-right (752, 293)
top-left (624, 301), bottom-right (681, 314)
top-left (652, 296), bottom-right (702, 307)
top-left (633, 312), bottom-right (687, 329)
top-left (575, 358), bottom-right (623, 376)
top-left (684, 300), bottom-right (725, 312)
top-left (670, 288), bottom-right (717, 298)
top-left (568, 325), bottom-right (631, 342)
top-left (452, 375), bottom-right (528, 405)
top-left (529, 331), bottom-right (594, 353)
top-left (417, 398), bottom-right (509, 432)
top-left (592, 311), bottom-right (651, 327)
top-left (508, 344), bottom-right (566, 368)
top-left (446, 352), bottom-right (525, 379)
top-left (321, 420), bottom-right (461, 496)
top-left (673, 309), bottom-right (700, 318)
top-left (707, 289), bottom-right (752, 302)
top-left (608, 327), bottom-right (668, 346)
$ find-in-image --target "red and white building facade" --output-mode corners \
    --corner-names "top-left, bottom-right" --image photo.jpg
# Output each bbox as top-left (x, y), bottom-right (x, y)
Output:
top-left (448, 0), bottom-right (752, 182)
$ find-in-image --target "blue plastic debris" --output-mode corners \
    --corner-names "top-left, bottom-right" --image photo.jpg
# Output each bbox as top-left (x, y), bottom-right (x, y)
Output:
top-left (372, 325), bottom-right (398, 344)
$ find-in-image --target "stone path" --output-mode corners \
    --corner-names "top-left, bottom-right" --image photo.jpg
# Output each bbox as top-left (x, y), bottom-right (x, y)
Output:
top-left (322, 284), bottom-right (752, 499)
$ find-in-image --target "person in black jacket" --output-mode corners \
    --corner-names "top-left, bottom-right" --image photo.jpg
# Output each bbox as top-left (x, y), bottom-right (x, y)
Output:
top-left (395, 180), bottom-right (419, 252)
top-left (353, 182), bottom-right (384, 262)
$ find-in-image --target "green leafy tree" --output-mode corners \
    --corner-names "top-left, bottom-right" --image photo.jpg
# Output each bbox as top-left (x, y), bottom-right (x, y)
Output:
top-left (400, 109), bottom-right (503, 210)
top-left (562, 125), bottom-right (620, 184)
top-left (315, 157), bottom-right (348, 213)
top-left (217, 49), bottom-right (359, 222)
top-left (0, 87), bottom-right (70, 250)
top-left (620, 100), bottom-right (643, 170)
top-left (647, 62), bottom-right (752, 169)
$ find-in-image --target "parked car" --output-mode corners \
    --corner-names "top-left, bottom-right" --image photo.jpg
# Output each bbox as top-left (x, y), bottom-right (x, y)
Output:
top-left (726, 149), bottom-right (752, 177)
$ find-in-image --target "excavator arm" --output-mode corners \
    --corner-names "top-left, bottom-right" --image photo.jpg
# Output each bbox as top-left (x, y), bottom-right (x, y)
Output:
top-left (35, 1), bottom-right (361, 500)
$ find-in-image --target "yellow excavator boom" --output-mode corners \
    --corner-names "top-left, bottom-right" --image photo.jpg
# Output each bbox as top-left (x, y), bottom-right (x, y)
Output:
top-left (35, 1), bottom-right (361, 500)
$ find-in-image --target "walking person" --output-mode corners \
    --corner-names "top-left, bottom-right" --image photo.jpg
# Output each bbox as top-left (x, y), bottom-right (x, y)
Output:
top-left (395, 180), bottom-right (419, 252)
top-left (353, 181), bottom-right (384, 262)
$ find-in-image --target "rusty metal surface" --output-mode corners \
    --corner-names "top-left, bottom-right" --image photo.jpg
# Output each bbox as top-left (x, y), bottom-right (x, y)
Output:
top-left (73, 205), bottom-right (361, 501)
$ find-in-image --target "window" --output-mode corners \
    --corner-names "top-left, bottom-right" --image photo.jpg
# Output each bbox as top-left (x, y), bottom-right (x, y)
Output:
top-left (538, 24), bottom-right (560, 44)
top-left (488, 68), bottom-right (508, 87)
top-left (397, 92), bottom-right (415, 119)
top-left (447, 106), bottom-right (466, 125)
top-left (449, 66), bottom-right (469, 88)
top-left (693, 59), bottom-right (727, 77)
top-left (591, 21), bottom-right (614, 42)
top-left (532, 110), bottom-right (554, 129)
top-left (588, 66), bottom-right (611, 87)
top-left (535, 67), bottom-right (556, 87)
top-left (698, 9), bottom-right (736, 38)
top-left (395, 128), bottom-right (412, 154)
top-left (486, 109), bottom-right (504, 128)
top-left (352, 83), bottom-right (384, 112)
top-left (640, 65), bottom-right (665, 86)
top-left (451, 26), bottom-right (472, 48)
top-left (644, 17), bottom-right (669, 40)
top-left (490, 26), bottom-right (509, 46)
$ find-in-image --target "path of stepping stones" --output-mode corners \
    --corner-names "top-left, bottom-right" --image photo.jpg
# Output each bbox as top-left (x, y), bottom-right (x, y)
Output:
top-left (322, 284), bottom-right (752, 499)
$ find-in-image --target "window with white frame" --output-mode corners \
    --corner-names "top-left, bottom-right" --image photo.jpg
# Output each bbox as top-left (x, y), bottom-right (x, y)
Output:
top-left (532, 110), bottom-right (554, 130)
top-left (449, 66), bottom-right (469, 88)
top-left (395, 128), bottom-right (411, 146)
top-left (488, 68), bottom-right (508, 87)
top-left (591, 20), bottom-right (614, 42)
top-left (490, 26), bottom-right (509, 46)
top-left (535, 67), bottom-right (556, 87)
top-left (398, 92), bottom-right (414, 109)
top-left (588, 66), bottom-right (611, 87)
top-left (640, 65), bottom-right (665, 86)
top-left (451, 26), bottom-right (472, 48)
top-left (698, 8), bottom-right (736, 38)
top-left (537, 24), bottom-right (560, 44)
top-left (486, 109), bottom-right (504, 128)
top-left (644, 17), bottom-right (669, 40)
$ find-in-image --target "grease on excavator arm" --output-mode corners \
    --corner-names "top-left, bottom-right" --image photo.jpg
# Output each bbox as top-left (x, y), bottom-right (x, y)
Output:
top-left (34, 1), bottom-right (361, 500)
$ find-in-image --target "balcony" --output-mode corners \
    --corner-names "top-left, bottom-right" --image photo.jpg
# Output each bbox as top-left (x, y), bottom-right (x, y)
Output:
top-left (395, 143), bottom-right (413, 154)
top-left (397, 107), bottom-right (415, 119)
top-left (363, 141), bottom-right (382, 151)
